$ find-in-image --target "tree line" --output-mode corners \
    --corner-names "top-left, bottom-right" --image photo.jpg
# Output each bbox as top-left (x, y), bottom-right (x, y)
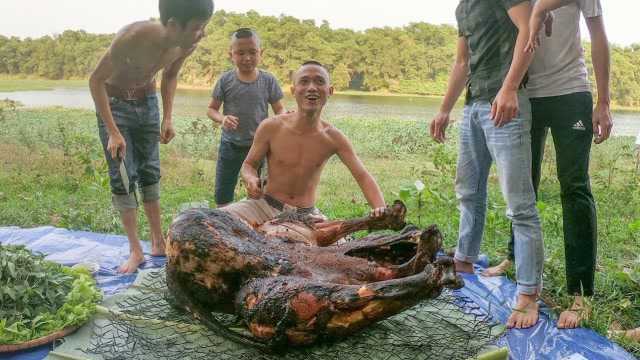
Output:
top-left (1, 10), bottom-right (639, 107)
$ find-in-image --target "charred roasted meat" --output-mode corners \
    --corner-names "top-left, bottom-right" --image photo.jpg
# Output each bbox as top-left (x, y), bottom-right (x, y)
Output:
top-left (166, 201), bottom-right (463, 348)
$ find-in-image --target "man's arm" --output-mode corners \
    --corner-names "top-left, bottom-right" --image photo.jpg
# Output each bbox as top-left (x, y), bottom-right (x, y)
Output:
top-left (333, 129), bottom-right (386, 215)
top-left (207, 98), bottom-right (238, 130)
top-left (492, 1), bottom-right (534, 126)
top-left (270, 99), bottom-right (286, 115)
top-left (240, 120), bottom-right (272, 199)
top-left (430, 36), bottom-right (469, 143)
top-left (159, 51), bottom-right (191, 144)
top-left (89, 47), bottom-right (124, 160)
top-left (526, 0), bottom-right (574, 51)
top-left (586, 15), bottom-right (612, 144)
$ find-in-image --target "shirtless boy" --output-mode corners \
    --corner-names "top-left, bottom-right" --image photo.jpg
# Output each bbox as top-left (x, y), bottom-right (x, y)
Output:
top-left (221, 61), bottom-right (387, 234)
top-left (89, 0), bottom-right (214, 273)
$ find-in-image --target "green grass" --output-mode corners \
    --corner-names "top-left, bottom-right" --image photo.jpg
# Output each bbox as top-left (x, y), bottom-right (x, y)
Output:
top-left (0, 77), bottom-right (87, 92)
top-left (1, 106), bottom-right (639, 355)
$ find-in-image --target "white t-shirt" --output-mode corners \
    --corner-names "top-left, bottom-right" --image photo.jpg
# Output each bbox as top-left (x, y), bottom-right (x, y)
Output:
top-left (527, 0), bottom-right (603, 98)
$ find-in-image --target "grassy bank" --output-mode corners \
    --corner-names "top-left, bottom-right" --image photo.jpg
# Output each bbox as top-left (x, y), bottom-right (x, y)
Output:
top-left (0, 106), bottom-right (639, 355)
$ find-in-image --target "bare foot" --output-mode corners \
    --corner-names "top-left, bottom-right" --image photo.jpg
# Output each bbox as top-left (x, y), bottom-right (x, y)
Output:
top-left (609, 322), bottom-right (640, 342)
top-left (622, 327), bottom-right (640, 342)
top-left (151, 236), bottom-right (166, 257)
top-left (481, 259), bottom-right (512, 277)
top-left (118, 252), bottom-right (145, 273)
top-left (507, 293), bottom-right (540, 329)
top-left (558, 296), bottom-right (587, 329)
top-left (454, 259), bottom-right (474, 273)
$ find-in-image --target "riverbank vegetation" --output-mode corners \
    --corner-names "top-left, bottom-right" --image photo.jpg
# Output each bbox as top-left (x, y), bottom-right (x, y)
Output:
top-left (0, 104), bottom-right (639, 355)
top-left (1, 10), bottom-right (640, 107)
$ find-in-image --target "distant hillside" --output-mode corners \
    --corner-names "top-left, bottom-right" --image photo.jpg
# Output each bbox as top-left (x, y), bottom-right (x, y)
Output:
top-left (1, 10), bottom-right (639, 106)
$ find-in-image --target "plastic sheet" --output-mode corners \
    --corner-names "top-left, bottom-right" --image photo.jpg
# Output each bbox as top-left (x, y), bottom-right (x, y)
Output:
top-left (0, 226), bottom-right (636, 360)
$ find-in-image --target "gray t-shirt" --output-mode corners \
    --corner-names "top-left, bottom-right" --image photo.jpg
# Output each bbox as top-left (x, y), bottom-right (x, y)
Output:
top-left (527, 0), bottom-right (603, 98)
top-left (212, 69), bottom-right (284, 146)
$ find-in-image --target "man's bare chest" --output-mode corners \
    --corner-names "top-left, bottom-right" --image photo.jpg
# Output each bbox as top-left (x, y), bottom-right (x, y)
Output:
top-left (111, 48), bottom-right (181, 87)
top-left (270, 138), bottom-right (334, 170)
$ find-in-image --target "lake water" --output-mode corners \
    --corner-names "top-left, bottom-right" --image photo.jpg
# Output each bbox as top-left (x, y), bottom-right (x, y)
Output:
top-left (1, 86), bottom-right (639, 137)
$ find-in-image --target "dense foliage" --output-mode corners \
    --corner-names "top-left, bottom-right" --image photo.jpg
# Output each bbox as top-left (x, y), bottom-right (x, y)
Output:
top-left (2, 10), bottom-right (638, 106)
top-left (0, 245), bottom-right (101, 345)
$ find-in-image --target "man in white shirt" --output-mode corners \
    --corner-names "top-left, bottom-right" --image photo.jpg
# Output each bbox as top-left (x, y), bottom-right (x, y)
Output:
top-left (482, 0), bottom-right (612, 330)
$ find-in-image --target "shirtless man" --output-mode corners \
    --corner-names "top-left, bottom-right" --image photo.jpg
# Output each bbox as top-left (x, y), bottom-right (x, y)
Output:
top-left (221, 61), bottom-right (387, 236)
top-left (89, 0), bottom-right (214, 273)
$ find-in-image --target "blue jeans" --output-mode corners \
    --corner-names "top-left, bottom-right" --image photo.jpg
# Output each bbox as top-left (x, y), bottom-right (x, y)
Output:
top-left (97, 95), bottom-right (161, 197)
top-left (454, 93), bottom-right (544, 295)
top-left (215, 140), bottom-right (253, 205)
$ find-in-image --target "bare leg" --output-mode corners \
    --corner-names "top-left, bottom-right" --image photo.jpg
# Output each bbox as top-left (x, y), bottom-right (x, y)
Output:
top-left (557, 295), bottom-right (587, 329)
top-left (506, 293), bottom-right (540, 329)
top-left (143, 200), bottom-right (165, 256)
top-left (119, 208), bottom-right (145, 273)
top-left (481, 259), bottom-right (513, 277)
top-left (454, 259), bottom-right (474, 274)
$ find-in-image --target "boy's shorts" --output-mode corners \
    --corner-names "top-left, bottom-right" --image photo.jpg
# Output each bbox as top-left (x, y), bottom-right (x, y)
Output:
top-left (97, 95), bottom-right (161, 210)
top-left (221, 195), bottom-right (327, 244)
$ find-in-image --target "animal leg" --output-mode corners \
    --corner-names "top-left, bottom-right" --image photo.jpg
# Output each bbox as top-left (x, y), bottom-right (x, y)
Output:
top-left (311, 200), bottom-right (407, 246)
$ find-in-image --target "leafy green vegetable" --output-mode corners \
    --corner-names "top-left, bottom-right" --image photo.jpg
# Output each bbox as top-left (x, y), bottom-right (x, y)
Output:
top-left (0, 244), bottom-right (101, 345)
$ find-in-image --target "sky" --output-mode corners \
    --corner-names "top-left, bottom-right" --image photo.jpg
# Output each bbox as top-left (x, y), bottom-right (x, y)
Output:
top-left (0, 0), bottom-right (639, 46)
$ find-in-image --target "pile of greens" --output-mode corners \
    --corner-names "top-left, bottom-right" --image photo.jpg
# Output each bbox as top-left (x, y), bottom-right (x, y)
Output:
top-left (0, 244), bottom-right (102, 345)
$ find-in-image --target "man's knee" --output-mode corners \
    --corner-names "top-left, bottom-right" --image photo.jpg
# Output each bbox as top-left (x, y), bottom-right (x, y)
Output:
top-left (141, 183), bottom-right (160, 203)
top-left (508, 204), bottom-right (539, 225)
top-left (558, 177), bottom-right (593, 200)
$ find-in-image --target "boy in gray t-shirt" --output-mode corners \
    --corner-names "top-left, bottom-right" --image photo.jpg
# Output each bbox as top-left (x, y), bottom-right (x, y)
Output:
top-left (207, 28), bottom-right (285, 207)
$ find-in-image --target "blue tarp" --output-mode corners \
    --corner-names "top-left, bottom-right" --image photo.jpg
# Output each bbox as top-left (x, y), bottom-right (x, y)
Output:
top-left (0, 226), bottom-right (636, 360)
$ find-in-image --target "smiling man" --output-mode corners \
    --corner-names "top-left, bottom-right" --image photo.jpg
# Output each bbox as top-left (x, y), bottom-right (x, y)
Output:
top-left (220, 61), bottom-right (387, 235)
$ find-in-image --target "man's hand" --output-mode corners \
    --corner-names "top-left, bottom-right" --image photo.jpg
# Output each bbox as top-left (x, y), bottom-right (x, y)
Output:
top-left (491, 87), bottom-right (519, 127)
top-left (592, 102), bottom-right (613, 144)
top-left (160, 120), bottom-right (176, 144)
top-left (245, 176), bottom-right (263, 199)
top-left (430, 112), bottom-right (451, 143)
top-left (107, 132), bottom-right (126, 160)
top-left (370, 207), bottom-right (387, 218)
top-left (526, 11), bottom-right (554, 52)
top-left (222, 115), bottom-right (239, 130)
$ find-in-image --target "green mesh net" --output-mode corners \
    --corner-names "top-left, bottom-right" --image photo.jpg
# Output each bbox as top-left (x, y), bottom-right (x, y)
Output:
top-left (48, 267), bottom-right (505, 360)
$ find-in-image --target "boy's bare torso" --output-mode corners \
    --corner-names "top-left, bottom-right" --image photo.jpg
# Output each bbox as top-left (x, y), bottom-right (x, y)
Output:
top-left (264, 113), bottom-right (340, 207)
top-left (107, 21), bottom-right (187, 89)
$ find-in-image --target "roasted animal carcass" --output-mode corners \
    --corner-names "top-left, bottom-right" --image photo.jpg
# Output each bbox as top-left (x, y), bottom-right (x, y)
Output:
top-left (166, 201), bottom-right (463, 348)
